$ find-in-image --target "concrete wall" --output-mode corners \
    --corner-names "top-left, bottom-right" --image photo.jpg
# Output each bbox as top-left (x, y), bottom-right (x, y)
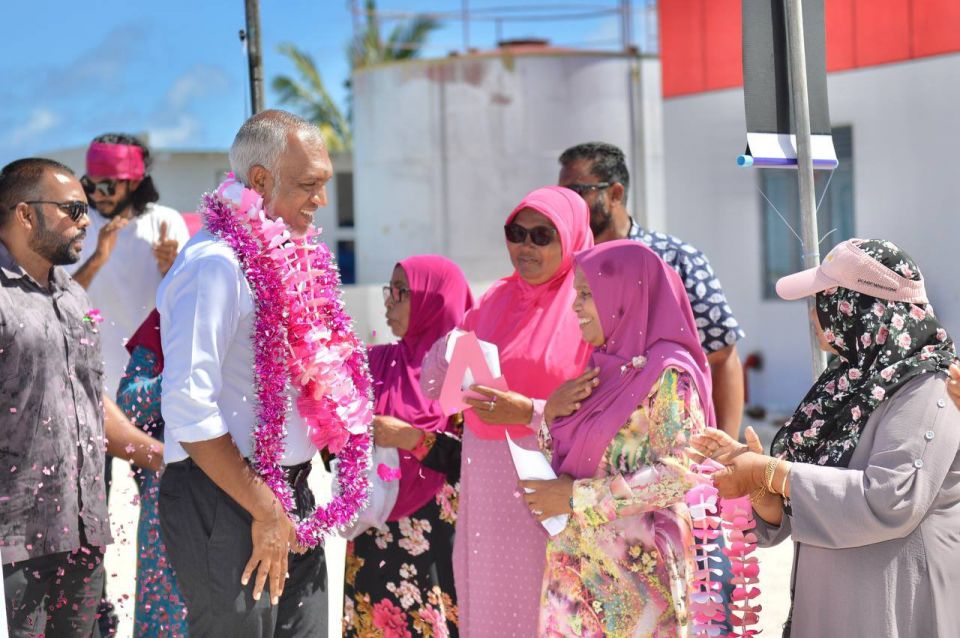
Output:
top-left (662, 53), bottom-right (960, 413)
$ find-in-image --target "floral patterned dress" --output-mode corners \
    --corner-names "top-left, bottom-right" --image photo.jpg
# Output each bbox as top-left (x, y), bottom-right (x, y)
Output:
top-left (539, 368), bottom-right (705, 638)
top-left (116, 345), bottom-right (189, 637)
top-left (343, 425), bottom-right (462, 638)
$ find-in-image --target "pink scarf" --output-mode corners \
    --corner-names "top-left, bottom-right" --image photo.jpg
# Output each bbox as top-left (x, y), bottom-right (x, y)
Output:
top-left (368, 255), bottom-right (474, 521)
top-left (462, 186), bottom-right (594, 440)
top-left (550, 240), bottom-right (715, 478)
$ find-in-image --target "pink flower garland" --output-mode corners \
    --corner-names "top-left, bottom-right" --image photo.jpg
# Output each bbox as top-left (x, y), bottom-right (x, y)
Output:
top-left (686, 464), bottom-right (762, 638)
top-left (721, 497), bottom-right (761, 636)
top-left (202, 176), bottom-right (372, 547)
top-left (686, 481), bottom-right (727, 637)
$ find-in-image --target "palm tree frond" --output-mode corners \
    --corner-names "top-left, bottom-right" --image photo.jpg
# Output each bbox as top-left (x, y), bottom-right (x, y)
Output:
top-left (385, 17), bottom-right (440, 61)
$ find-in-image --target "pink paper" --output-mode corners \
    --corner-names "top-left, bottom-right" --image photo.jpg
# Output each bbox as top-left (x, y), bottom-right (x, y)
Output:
top-left (439, 331), bottom-right (508, 415)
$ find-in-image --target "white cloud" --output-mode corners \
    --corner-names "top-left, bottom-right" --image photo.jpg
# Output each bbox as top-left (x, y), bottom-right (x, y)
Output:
top-left (148, 114), bottom-right (200, 147)
top-left (165, 66), bottom-right (232, 110)
top-left (7, 108), bottom-right (61, 146)
top-left (145, 66), bottom-right (233, 148)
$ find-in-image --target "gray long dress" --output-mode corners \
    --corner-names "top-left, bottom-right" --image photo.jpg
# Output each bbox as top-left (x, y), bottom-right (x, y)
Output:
top-left (755, 373), bottom-right (960, 638)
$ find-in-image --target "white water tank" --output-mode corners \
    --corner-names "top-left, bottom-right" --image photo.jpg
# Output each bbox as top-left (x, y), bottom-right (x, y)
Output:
top-left (351, 44), bottom-right (664, 284)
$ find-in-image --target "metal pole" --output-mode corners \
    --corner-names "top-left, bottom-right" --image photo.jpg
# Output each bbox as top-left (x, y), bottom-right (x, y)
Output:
top-left (620, 0), bottom-right (633, 50)
top-left (244, 0), bottom-right (265, 114)
top-left (462, 0), bottom-right (470, 51)
top-left (785, 0), bottom-right (827, 378)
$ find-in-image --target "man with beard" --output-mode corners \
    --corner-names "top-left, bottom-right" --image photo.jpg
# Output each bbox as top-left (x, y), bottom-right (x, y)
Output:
top-left (71, 134), bottom-right (190, 397)
top-left (0, 158), bottom-right (165, 637)
top-left (558, 141), bottom-right (746, 438)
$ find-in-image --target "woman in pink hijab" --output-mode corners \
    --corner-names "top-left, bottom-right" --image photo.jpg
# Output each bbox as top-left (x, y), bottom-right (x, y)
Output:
top-left (521, 240), bottom-right (714, 636)
top-left (343, 255), bottom-right (473, 637)
top-left (421, 186), bottom-right (594, 636)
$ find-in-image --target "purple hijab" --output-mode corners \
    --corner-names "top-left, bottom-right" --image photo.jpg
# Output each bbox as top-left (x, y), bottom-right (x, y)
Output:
top-left (368, 255), bottom-right (474, 521)
top-left (550, 240), bottom-right (715, 478)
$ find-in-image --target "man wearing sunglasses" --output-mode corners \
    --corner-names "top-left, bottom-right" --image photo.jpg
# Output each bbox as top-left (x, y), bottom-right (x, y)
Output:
top-left (558, 141), bottom-right (746, 440)
top-left (0, 158), bottom-right (166, 637)
top-left (69, 134), bottom-right (189, 399)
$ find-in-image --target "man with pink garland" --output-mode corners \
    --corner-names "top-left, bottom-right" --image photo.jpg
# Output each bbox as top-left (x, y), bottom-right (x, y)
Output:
top-left (157, 110), bottom-right (372, 637)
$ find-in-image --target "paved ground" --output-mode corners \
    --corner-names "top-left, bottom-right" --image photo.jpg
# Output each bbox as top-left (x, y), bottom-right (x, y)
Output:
top-left (106, 435), bottom-right (796, 637)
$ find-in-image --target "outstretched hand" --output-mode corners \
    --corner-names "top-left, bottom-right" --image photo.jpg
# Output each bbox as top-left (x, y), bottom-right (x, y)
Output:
top-left (689, 426), bottom-right (767, 499)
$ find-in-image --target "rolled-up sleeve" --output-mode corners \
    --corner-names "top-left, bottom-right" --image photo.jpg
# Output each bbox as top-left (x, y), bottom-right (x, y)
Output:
top-left (788, 375), bottom-right (960, 549)
top-left (159, 255), bottom-right (242, 446)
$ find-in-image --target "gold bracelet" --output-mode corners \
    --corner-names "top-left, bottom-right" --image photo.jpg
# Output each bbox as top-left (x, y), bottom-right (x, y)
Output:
top-left (749, 485), bottom-right (767, 505)
top-left (778, 462), bottom-right (790, 496)
top-left (764, 457), bottom-right (780, 494)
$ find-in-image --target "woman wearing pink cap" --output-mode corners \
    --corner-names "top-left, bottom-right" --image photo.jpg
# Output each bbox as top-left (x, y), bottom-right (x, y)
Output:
top-left (691, 239), bottom-right (960, 637)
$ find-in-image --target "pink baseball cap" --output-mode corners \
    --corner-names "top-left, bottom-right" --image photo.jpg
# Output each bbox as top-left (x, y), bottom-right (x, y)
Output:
top-left (776, 238), bottom-right (928, 304)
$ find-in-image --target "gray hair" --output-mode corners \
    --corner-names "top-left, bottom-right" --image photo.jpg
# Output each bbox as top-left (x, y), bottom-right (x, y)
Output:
top-left (229, 110), bottom-right (325, 184)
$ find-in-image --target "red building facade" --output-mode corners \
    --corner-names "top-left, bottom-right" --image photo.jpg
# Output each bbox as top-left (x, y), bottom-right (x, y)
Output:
top-left (659, 0), bottom-right (960, 98)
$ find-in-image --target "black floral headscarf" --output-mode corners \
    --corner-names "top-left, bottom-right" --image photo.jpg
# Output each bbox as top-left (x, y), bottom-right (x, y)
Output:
top-left (772, 240), bottom-right (955, 467)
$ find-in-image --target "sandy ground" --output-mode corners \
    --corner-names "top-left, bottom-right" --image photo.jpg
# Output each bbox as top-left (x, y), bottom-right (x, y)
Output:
top-left (106, 449), bottom-right (796, 638)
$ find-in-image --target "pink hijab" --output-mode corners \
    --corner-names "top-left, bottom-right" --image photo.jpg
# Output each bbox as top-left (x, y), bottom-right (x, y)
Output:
top-left (550, 240), bottom-right (715, 478)
top-left (462, 186), bottom-right (594, 439)
top-left (368, 255), bottom-right (474, 521)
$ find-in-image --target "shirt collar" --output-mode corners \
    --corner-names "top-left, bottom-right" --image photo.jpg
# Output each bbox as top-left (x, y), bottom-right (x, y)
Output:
top-left (628, 217), bottom-right (644, 238)
top-left (0, 238), bottom-right (27, 280)
top-left (0, 238), bottom-right (67, 291)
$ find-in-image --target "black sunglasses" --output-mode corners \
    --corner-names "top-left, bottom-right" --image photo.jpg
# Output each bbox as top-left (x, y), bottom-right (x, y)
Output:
top-left (504, 222), bottom-right (558, 247)
top-left (564, 182), bottom-right (612, 196)
top-left (382, 284), bottom-right (411, 303)
top-left (80, 175), bottom-right (121, 197)
top-left (24, 200), bottom-right (89, 222)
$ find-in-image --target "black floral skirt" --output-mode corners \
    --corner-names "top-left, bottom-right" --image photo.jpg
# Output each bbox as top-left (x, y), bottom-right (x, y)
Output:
top-left (343, 482), bottom-right (459, 638)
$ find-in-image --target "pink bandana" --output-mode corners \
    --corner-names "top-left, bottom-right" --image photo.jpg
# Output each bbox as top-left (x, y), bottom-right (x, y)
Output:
top-left (86, 142), bottom-right (145, 179)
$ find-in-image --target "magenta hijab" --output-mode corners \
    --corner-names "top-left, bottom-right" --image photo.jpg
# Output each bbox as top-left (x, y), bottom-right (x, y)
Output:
top-left (461, 186), bottom-right (594, 439)
top-left (368, 255), bottom-right (474, 521)
top-left (550, 240), bottom-right (715, 478)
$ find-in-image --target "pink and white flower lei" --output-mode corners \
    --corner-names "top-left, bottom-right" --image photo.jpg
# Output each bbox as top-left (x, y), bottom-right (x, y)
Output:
top-left (686, 463), bottom-right (762, 637)
top-left (202, 174), bottom-right (373, 547)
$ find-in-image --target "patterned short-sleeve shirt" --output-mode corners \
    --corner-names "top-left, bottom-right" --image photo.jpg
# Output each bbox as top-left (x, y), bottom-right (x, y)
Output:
top-left (629, 221), bottom-right (745, 353)
top-left (0, 241), bottom-right (111, 563)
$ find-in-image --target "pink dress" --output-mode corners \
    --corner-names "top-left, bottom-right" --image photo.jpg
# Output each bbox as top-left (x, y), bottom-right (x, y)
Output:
top-left (422, 340), bottom-right (549, 637)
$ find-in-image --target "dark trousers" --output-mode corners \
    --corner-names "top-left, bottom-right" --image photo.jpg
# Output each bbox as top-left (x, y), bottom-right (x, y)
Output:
top-left (3, 541), bottom-right (105, 637)
top-left (158, 459), bottom-right (327, 638)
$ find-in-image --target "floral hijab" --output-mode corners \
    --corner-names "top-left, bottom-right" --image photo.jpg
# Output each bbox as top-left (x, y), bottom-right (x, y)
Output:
top-left (772, 240), bottom-right (955, 467)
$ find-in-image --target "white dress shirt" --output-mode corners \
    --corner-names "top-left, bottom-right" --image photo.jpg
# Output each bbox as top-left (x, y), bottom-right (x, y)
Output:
top-left (68, 203), bottom-right (190, 396)
top-left (157, 229), bottom-right (317, 465)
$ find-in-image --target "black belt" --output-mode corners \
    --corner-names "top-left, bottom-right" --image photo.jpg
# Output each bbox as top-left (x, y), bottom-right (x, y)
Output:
top-left (283, 461), bottom-right (312, 489)
top-left (169, 458), bottom-right (312, 489)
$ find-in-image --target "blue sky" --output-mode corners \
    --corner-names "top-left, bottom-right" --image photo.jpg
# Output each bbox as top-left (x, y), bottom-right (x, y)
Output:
top-left (0, 1), bottom-right (652, 165)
